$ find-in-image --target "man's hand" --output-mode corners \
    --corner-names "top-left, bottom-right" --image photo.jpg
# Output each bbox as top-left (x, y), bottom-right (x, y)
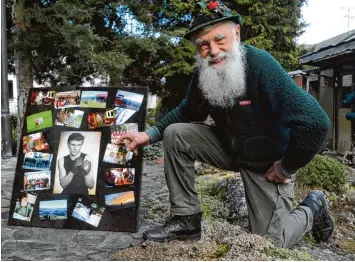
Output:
top-left (116, 132), bottom-right (151, 151)
top-left (71, 157), bottom-right (83, 174)
top-left (74, 157), bottom-right (83, 167)
top-left (264, 160), bottom-right (291, 184)
top-left (81, 160), bottom-right (91, 175)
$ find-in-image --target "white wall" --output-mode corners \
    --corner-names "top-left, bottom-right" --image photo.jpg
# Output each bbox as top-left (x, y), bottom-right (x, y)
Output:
top-left (8, 74), bottom-right (18, 114)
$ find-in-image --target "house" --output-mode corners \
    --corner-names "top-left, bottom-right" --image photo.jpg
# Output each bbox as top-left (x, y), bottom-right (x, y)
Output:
top-left (293, 29), bottom-right (355, 154)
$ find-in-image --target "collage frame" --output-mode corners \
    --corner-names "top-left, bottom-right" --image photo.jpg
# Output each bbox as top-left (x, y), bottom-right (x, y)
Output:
top-left (7, 87), bottom-right (148, 233)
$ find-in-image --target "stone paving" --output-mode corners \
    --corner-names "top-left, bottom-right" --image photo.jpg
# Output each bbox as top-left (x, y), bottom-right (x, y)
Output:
top-left (1, 157), bottom-right (164, 261)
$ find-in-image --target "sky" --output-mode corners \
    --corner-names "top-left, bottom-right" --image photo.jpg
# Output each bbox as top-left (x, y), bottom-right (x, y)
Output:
top-left (298, 0), bottom-right (355, 44)
top-left (40, 200), bottom-right (67, 209)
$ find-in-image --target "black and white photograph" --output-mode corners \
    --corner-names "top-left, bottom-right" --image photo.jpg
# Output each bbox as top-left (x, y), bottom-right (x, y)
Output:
top-left (24, 171), bottom-right (51, 191)
top-left (13, 192), bottom-right (37, 222)
top-left (114, 90), bottom-right (144, 111)
top-left (53, 131), bottom-right (101, 195)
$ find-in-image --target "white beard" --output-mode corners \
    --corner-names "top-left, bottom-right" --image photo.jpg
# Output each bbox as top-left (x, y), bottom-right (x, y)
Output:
top-left (196, 41), bottom-right (246, 108)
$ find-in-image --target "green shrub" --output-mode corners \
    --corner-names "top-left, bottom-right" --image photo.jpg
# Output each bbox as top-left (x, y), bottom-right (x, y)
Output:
top-left (10, 114), bottom-right (18, 140)
top-left (297, 155), bottom-right (347, 194)
top-left (147, 100), bottom-right (162, 127)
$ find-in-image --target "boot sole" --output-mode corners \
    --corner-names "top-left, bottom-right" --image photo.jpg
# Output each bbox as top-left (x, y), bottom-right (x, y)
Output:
top-left (143, 232), bottom-right (202, 242)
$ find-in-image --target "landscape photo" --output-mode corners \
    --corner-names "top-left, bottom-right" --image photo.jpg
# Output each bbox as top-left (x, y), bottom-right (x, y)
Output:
top-left (72, 198), bottom-right (105, 227)
top-left (13, 192), bottom-right (37, 222)
top-left (26, 110), bottom-right (53, 133)
top-left (105, 168), bottom-right (135, 188)
top-left (39, 200), bottom-right (67, 220)
top-left (24, 171), bottom-right (51, 191)
top-left (114, 90), bottom-right (144, 111)
top-left (55, 109), bottom-right (84, 128)
top-left (111, 124), bottom-right (138, 144)
top-left (80, 91), bottom-right (108, 108)
top-left (54, 90), bottom-right (81, 109)
top-left (30, 90), bottom-right (56, 106)
top-left (23, 152), bottom-right (53, 171)
top-left (104, 191), bottom-right (135, 210)
top-left (22, 132), bottom-right (49, 153)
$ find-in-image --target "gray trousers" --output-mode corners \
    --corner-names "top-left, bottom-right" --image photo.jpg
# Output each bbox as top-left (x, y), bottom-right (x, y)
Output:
top-left (163, 123), bottom-right (314, 248)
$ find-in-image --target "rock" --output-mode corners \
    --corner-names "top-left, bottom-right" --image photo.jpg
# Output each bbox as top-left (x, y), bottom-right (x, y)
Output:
top-left (346, 189), bottom-right (355, 205)
top-left (215, 173), bottom-right (249, 228)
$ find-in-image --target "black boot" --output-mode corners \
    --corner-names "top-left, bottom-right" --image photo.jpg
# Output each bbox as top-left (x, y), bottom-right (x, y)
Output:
top-left (299, 190), bottom-right (334, 243)
top-left (143, 212), bottom-right (202, 242)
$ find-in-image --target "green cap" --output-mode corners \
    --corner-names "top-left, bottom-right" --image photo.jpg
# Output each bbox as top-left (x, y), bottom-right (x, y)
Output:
top-left (185, 0), bottom-right (242, 40)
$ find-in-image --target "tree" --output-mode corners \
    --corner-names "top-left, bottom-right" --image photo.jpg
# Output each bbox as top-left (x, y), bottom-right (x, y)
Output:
top-left (7, 0), bottom-right (308, 143)
top-left (10, 0), bottom-right (34, 152)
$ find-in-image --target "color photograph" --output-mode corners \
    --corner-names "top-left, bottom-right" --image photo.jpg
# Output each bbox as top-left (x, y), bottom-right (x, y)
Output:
top-left (114, 90), bottom-right (144, 111)
top-left (39, 200), bottom-right (67, 220)
top-left (23, 152), bottom-right (53, 171)
top-left (103, 143), bottom-right (133, 165)
top-left (111, 124), bottom-right (138, 144)
top-left (26, 110), bottom-right (53, 133)
top-left (53, 131), bottom-right (101, 195)
top-left (13, 192), bottom-right (37, 222)
top-left (80, 91), bottom-right (108, 108)
top-left (54, 90), bottom-right (81, 109)
top-left (24, 171), bottom-right (51, 191)
top-left (22, 132), bottom-right (49, 153)
top-left (104, 191), bottom-right (135, 210)
top-left (88, 109), bottom-right (116, 129)
top-left (30, 90), bottom-right (56, 106)
top-left (114, 107), bottom-right (136, 125)
top-left (72, 198), bottom-right (105, 227)
top-left (105, 168), bottom-right (135, 188)
top-left (55, 109), bottom-right (84, 128)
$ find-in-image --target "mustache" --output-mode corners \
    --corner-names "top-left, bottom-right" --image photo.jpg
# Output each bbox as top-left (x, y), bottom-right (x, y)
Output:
top-left (207, 52), bottom-right (227, 63)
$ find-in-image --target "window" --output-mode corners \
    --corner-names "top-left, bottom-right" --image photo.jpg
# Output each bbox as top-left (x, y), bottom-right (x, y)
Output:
top-left (8, 80), bottom-right (14, 100)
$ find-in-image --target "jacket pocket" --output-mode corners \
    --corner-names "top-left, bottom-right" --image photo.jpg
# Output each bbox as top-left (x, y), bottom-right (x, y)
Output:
top-left (244, 136), bottom-right (283, 161)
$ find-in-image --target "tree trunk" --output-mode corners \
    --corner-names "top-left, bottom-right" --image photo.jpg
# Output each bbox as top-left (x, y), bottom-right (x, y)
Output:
top-left (13, 0), bottom-right (33, 155)
top-left (16, 55), bottom-right (32, 154)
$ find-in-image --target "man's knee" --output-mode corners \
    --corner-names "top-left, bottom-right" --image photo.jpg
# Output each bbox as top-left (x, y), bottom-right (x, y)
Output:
top-left (163, 123), bottom-right (190, 141)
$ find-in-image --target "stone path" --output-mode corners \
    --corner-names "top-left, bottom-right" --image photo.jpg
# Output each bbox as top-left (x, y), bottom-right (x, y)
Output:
top-left (1, 157), bottom-right (164, 261)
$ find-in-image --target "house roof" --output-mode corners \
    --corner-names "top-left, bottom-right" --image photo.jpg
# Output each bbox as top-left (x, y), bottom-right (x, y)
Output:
top-left (299, 29), bottom-right (355, 65)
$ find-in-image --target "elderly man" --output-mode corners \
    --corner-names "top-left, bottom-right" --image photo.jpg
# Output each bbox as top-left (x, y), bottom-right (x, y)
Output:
top-left (119, 0), bottom-right (333, 248)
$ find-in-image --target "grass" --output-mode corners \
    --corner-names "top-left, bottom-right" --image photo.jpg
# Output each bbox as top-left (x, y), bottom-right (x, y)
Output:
top-left (265, 247), bottom-right (313, 260)
top-left (26, 110), bottom-right (53, 132)
top-left (80, 100), bottom-right (107, 108)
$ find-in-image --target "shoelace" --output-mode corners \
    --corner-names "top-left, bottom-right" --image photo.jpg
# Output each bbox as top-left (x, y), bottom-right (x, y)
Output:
top-left (163, 217), bottom-right (187, 231)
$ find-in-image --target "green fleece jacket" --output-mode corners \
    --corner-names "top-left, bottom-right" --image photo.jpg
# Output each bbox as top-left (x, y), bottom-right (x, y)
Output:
top-left (145, 44), bottom-right (330, 175)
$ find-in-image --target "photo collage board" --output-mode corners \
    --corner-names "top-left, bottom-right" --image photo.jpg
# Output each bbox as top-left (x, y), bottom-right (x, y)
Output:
top-left (7, 87), bottom-right (148, 232)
